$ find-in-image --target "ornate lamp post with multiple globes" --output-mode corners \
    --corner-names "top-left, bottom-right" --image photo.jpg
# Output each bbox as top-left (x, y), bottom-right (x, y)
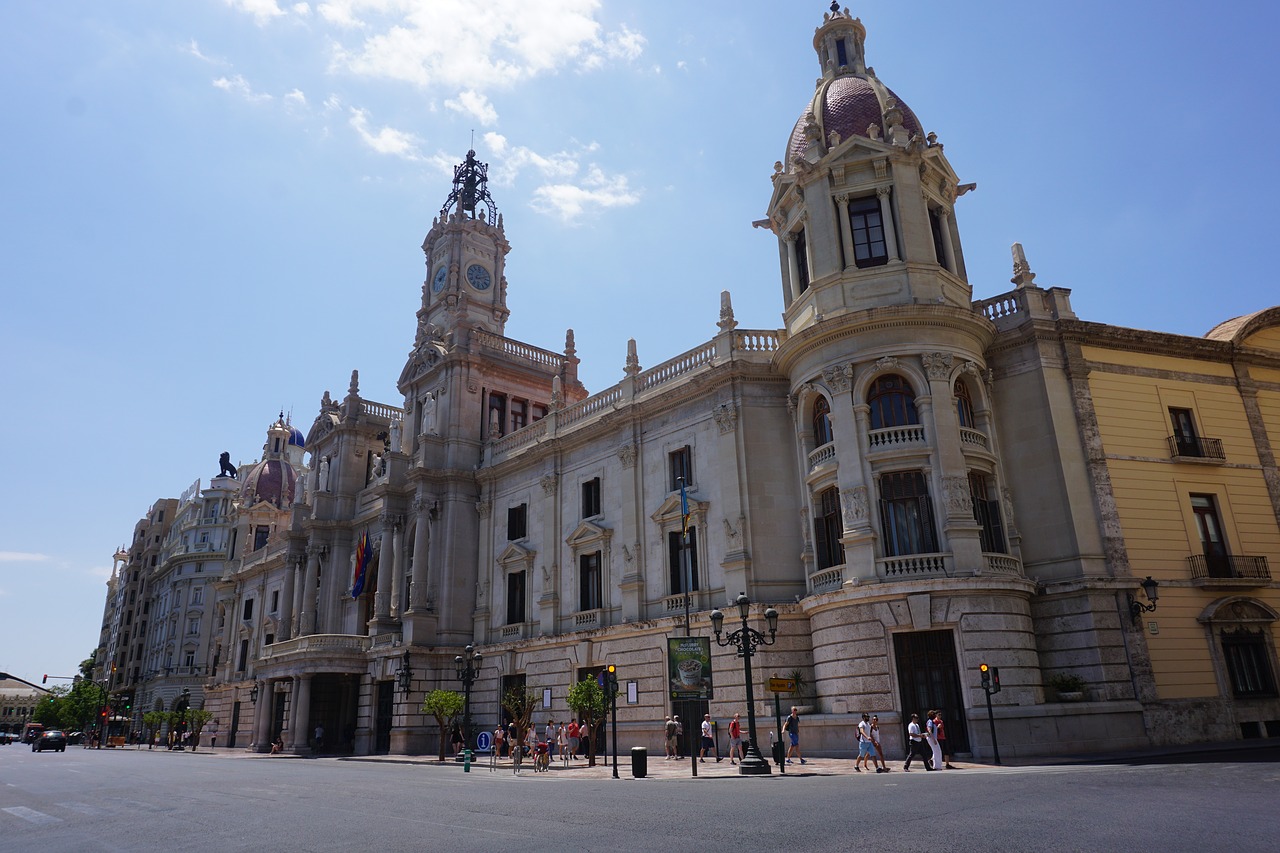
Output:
top-left (455, 644), bottom-right (483, 757)
top-left (710, 592), bottom-right (779, 776)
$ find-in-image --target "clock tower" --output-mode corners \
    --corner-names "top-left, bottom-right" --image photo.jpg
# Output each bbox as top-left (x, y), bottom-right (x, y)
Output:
top-left (416, 150), bottom-right (511, 341)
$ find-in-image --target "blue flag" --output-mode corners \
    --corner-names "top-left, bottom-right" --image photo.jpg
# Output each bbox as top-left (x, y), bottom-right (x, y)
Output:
top-left (679, 478), bottom-right (690, 539)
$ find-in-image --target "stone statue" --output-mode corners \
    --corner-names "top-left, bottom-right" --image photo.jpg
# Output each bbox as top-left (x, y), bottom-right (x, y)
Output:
top-left (218, 452), bottom-right (238, 479)
top-left (389, 417), bottom-right (403, 453)
top-left (421, 392), bottom-right (438, 435)
top-left (318, 456), bottom-right (330, 492)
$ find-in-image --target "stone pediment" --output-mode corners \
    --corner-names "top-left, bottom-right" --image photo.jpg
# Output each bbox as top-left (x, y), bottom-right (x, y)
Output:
top-left (651, 492), bottom-right (708, 526)
top-left (565, 520), bottom-right (612, 549)
top-left (497, 541), bottom-right (536, 569)
top-left (1198, 596), bottom-right (1279, 624)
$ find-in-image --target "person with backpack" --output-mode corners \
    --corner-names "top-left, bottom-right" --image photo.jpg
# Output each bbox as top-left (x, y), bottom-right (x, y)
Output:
top-left (727, 713), bottom-right (743, 765)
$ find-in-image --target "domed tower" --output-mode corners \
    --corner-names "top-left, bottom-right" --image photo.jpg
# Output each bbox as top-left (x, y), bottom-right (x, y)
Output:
top-left (237, 414), bottom-right (300, 510)
top-left (416, 150), bottom-right (510, 341)
top-left (766, 4), bottom-right (974, 334)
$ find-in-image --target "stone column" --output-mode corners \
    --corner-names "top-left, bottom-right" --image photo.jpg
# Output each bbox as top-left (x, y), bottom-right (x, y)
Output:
top-left (389, 515), bottom-right (406, 617)
top-left (937, 207), bottom-right (957, 273)
top-left (299, 547), bottom-right (321, 635)
top-left (252, 679), bottom-right (271, 751)
top-left (289, 675), bottom-right (312, 752)
top-left (785, 233), bottom-right (802, 300)
top-left (877, 187), bottom-right (899, 261)
top-left (280, 553), bottom-right (300, 642)
top-left (408, 498), bottom-right (431, 611)
top-left (373, 520), bottom-right (393, 621)
top-left (835, 193), bottom-right (856, 268)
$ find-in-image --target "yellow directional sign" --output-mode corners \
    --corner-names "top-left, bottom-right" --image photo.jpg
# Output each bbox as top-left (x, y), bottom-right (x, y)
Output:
top-left (768, 677), bottom-right (797, 693)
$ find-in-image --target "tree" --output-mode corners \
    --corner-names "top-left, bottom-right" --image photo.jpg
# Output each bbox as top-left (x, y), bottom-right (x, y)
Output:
top-left (58, 679), bottom-right (101, 732)
top-left (501, 685), bottom-right (538, 752)
top-left (142, 711), bottom-right (165, 746)
top-left (567, 678), bottom-right (606, 767)
top-left (78, 652), bottom-right (96, 680)
top-left (185, 709), bottom-right (214, 751)
top-left (421, 690), bottom-right (464, 760)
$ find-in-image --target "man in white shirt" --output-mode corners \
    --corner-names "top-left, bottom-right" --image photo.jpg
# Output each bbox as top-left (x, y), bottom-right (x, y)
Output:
top-left (904, 713), bottom-right (934, 771)
top-left (855, 713), bottom-right (874, 772)
top-left (698, 714), bottom-right (715, 763)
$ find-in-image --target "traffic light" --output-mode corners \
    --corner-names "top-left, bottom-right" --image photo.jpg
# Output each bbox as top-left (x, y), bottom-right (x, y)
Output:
top-left (979, 663), bottom-right (991, 689)
top-left (42, 674), bottom-right (47, 684)
top-left (991, 667), bottom-right (1001, 694)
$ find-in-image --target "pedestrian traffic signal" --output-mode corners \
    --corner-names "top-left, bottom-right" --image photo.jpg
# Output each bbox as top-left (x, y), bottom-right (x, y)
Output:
top-left (979, 663), bottom-right (991, 688)
top-left (990, 667), bottom-right (1001, 694)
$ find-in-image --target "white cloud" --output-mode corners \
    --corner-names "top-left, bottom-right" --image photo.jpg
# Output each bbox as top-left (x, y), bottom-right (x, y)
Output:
top-left (349, 107), bottom-right (422, 160)
top-left (580, 23), bottom-right (646, 71)
top-left (225, 0), bottom-right (287, 26)
top-left (284, 88), bottom-right (308, 109)
top-left (0, 552), bottom-right (50, 562)
top-left (185, 39), bottom-right (226, 65)
top-left (212, 74), bottom-right (274, 104)
top-left (444, 90), bottom-right (497, 126)
top-left (530, 165), bottom-right (639, 222)
top-left (292, 2), bottom-right (312, 15)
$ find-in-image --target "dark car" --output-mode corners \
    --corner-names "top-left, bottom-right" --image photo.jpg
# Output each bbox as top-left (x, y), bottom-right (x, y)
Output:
top-left (33, 730), bottom-right (67, 752)
top-left (0, 732), bottom-right (14, 745)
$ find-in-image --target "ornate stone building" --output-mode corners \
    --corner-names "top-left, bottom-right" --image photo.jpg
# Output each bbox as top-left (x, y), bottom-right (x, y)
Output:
top-left (108, 6), bottom-right (1279, 759)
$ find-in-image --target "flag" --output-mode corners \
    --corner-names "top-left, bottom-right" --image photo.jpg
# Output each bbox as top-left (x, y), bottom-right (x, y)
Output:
top-left (679, 477), bottom-right (690, 539)
top-left (351, 528), bottom-right (370, 598)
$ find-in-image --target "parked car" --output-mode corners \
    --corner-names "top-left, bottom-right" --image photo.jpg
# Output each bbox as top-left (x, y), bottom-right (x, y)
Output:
top-left (32, 730), bottom-right (67, 752)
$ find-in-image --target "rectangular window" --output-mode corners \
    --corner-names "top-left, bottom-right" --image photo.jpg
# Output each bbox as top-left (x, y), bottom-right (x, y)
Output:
top-left (814, 487), bottom-right (845, 569)
top-left (237, 639), bottom-right (249, 672)
top-left (243, 599), bottom-right (254, 621)
top-left (835, 37), bottom-right (848, 67)
top-left (187, 617), bottom-right (200, 636)
top-left (1221, 629), bottom-right (1277, 698)
top-left (929, 209), bottom-right (949, 270)
top-left (1170, 408), bottom-right (1202, 457)
top-left (270, 590), bottom-right (279, 613)
top-left (670, 446), bottom-right (692, 492)
top-left (879, 471), bottom-right (938, 556)
top-left (668, 527), bottom-right (700, 595)
top-left (511, 399), bottom-right (527, 431)
top-left (848, 195), bottom-right (889, 268)
top-left (191, 586), bottom-right (203, 605)
top-left (969, 472), bottom-right (1006, 554)
top-left (795, 228), bottom-right (810, 293)
top-left (184, 651), bottom-right (195, 668)
top-left (579, 552), bottom-right (602, 611)
top-left (531, 404), bottom-right (547, 422)
top-left (265, 633), bottom-right (274, 646)
top-left (581, 477), bottom-right (601, 519)
top-left (506, 571), bottom-right (526, 625)
top-left (1191, 494), bottom-right (1230, 576)
top-left (488, 392), bottom-right (507, 439)
top-left (507, 504), bottom-right (528, 541)
top-left (253, 525), bottom-right (270, 551)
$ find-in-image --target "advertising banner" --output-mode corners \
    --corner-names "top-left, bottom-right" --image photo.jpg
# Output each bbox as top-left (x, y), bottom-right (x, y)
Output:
top-left (667, 636), bottom-right (713, 701)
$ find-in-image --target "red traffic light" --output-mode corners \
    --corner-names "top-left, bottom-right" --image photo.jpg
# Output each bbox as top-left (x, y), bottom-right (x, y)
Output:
top-left (42, 674), bottom-right (48, 684)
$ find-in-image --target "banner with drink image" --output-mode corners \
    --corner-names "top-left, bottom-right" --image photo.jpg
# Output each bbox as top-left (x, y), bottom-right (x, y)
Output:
top-left (667, 636), bottom-right (714, 701)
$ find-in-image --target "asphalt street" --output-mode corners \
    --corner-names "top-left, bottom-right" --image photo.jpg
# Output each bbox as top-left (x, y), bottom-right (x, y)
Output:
top-left (2, 745), bottom-right (1277, 852)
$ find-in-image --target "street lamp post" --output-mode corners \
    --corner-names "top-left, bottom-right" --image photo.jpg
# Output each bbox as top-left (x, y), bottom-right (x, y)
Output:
top-left (454, 645), bottom-right (483, 765)
top-left (710, 592), bottom-right (779, 776)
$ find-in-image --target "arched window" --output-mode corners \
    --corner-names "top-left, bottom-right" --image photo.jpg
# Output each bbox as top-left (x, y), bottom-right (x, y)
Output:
top-left (868, 375), bottom-right (919, 429)
top-left (955, 379), bottom-right (975, 428)
top-left (813, 397), bottom-right (833, 446)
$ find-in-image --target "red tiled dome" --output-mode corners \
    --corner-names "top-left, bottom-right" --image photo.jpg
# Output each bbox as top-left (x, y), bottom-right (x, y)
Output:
top-left (787, 76), bottom-right (923, 163)
top-left (238, 459), bottom-right (296, 508)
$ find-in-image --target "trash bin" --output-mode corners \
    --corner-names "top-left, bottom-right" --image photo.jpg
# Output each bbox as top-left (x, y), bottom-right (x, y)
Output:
top-left (771, 740), bottom-right (785, 765)
top-left (631, 746), bottom-right (647, 778)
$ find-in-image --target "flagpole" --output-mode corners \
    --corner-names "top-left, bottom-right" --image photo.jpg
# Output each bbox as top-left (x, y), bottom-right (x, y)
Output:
top-left (678, 477), bottom-right (696, 778)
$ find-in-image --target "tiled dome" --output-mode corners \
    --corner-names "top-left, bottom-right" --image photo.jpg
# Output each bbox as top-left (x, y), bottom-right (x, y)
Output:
top-left (238, 459), bottom-right (296, 508)
top-left (786, 75), bottom-right (923, 163)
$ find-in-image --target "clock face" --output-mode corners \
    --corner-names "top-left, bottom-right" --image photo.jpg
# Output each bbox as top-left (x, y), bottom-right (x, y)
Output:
top-left (466, 263), bottom-right (492, 291)
top-left (431, 266), bottom-right (448, 293)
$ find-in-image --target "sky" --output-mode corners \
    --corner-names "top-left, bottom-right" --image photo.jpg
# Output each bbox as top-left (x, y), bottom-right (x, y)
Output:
top-left (2, 1), bottom-right (1277, 686)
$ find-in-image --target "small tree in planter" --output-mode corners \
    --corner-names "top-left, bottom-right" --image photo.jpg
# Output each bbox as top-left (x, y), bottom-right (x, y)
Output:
top-left (421, 690), bottom-right (464, 760)
top-left (567, 679), bottom-right (606, 767)
top-left (502, 686), bottom-right (538, 755)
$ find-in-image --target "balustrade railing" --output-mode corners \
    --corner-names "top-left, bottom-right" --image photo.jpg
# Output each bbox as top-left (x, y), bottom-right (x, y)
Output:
top-left (975, 291), bottom-right (1023, 322)
top-left (808, 442), bottom-right (837, 472)
top-left (868, 425), bottom-right (926, 450)
top-left (636, 342), bottom-right (716, 392)
top-left (1188, 554), bottom-right (1270, 581)
top-left (363, 401), bottom-right (404, 421)
top-left (982, 554), bottom-right (1022, 575)
top-left (877, 553), bottom-right (949, 578)
top-left (1168, 435), bottom-right (1226, 461)
top-left (959, 427), bottom-right (989, 450)
top-left (473, 329), bottom-right (564, 369)
top-left (809, 566), bottom-right (845, 593)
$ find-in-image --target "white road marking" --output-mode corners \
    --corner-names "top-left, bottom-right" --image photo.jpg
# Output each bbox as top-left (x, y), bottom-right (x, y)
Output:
top-left (56, 801), bottom-right (101, 815)
top-left (3, 806), bottom-right (63, 825)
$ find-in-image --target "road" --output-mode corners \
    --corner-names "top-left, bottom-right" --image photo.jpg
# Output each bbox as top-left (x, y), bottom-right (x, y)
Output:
top-left (1, 746), bottom-right (1277, 852)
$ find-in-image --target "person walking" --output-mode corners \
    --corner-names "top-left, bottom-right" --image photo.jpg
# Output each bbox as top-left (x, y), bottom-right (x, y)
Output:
top-left (727, 713), bottom-right (743, 765)
top-left (545, 720), bottom-right (557, 759)
top-left (313, 724), bottom-right (325, 754)
top-left (698, 714), bottom-right (714, 763)
top-left (903, 713), bottom-right (934, 770)
top-left (556, 722), bottom-right (569, 766)
top-left (870, 715), bottom-right (889, 773)
top-left (674, 715), bottom-right (684, 759)
top-left (783, 706), bottom-right (807, 765)
top-left (926, 710), bottom-right (944, 771)
top-left (664, 716), bottom-right (677, 759)
top-left (936, 709), bottom-right (956, 769)
top-left (854, 713), bottom-right (874, 772)
top-left (567, 718), bottom-right (580, 761)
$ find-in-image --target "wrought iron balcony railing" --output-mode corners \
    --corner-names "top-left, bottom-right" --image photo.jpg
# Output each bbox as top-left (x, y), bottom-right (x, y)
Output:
top-left (1168, 435), bottom-right (1225, 461)
top-left (1188, 553), bottom-right (1270, 581)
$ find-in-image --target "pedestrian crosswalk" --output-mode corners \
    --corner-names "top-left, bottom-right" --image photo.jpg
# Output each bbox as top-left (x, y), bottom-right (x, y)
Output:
top-left (3, 805), bottom-right (63, 826)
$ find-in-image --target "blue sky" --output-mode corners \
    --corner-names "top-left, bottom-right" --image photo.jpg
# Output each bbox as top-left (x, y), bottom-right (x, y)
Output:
top-left (2, 1), bottom-right (1277, 685)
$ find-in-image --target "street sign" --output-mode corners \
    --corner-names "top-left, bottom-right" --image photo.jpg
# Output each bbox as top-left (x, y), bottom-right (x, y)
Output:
top-left (768, 677), bottom-right (797, 693)
top-left (475, 730), bottom-right (492, 753)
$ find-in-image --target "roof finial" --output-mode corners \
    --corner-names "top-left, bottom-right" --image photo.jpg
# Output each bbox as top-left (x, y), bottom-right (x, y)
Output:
top-left (830, 1), bottom-right (839, 12)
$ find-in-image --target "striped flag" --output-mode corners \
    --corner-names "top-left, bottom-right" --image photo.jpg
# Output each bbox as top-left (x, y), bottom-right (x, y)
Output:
top-left (679, 477), bottom-right (690, 539)
top-left (350, 528), bottom-right (370, 597)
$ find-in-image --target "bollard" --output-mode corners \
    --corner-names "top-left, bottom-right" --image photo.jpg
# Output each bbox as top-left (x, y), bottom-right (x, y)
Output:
top-left (631, 746), bottom-right (647, 778)
top-left (463, 748), bottom-right (472, 773)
